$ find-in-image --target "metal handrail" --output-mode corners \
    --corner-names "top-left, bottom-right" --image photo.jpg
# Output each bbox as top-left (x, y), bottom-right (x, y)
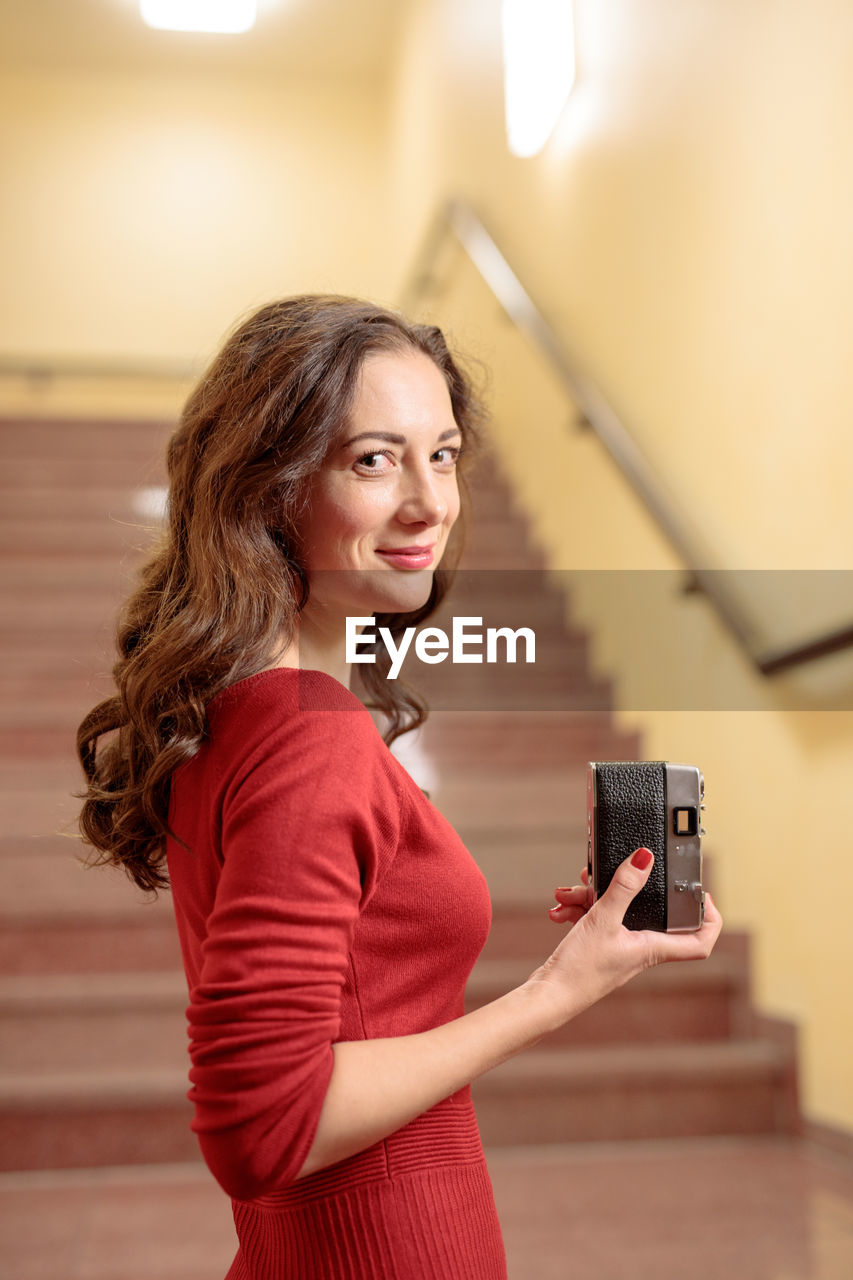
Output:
top-left (402, 198), bottom-right (852, 676)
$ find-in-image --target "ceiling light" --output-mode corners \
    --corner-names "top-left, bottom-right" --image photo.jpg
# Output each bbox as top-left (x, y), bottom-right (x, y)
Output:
top-left (140, 1), bottom-right (258, 35)
top-left (502, 0), bottom-right (576, 158)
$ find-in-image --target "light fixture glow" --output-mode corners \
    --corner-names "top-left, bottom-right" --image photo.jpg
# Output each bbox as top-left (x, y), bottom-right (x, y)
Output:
top-left (502, 0), bottom-right (576, 159)
top-left (140, 1), bottom-right (257, 35)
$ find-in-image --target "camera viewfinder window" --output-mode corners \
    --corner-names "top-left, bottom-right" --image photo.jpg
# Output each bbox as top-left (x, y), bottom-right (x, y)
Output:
top-left (674, 807), bottom-right (698, 836)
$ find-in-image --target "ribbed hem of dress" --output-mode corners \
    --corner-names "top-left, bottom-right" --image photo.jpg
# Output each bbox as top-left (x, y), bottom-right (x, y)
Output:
top-left (226, 1160), bottom-right (507, 1280)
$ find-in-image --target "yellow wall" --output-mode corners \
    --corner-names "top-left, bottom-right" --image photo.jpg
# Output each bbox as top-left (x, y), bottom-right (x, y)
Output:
top-left (387, 0), bottom-right (853, 1131)
top-left (0, 67), bottom-right (395, 371)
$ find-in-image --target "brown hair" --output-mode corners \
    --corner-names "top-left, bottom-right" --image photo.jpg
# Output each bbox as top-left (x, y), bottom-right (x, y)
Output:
top-left (76, 295), bottom-right (485, 893)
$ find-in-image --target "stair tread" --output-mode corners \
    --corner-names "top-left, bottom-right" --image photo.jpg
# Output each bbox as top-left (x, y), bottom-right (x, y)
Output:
top-left (0, 1038), bottom-right (789, 1106)
top-left (478, 1038), bottom-right (792, 1087)
top-left (0, 971), bottom-right (187, 1010)
top-left (469, 952), bottom-right (746, 993)
top-left (0, 1069), bottom-right (189, 1105)
top-left (0, 949), bottom-right (744, 1010)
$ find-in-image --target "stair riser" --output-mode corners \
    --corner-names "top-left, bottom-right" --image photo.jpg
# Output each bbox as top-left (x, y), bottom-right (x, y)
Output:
top-left (2, 524), bottom-right (545, 560)
top-left (467, 986), bottom-right (735, 1045)
top-left (0, 1070), bottom-right (794, 1174)
top-left (0, 462), bottom-right (163, 490)
top-left (479, 911), bottom-right (741, 962)
top-left (0, 1010), bottom-right (188, 1075)
top-left (0, 978), bottom-right (744, 1077)
top-left (0, 524), bottom-right (158, 554)
top-left (471, 1075), bottom-right (796, 1145)
top-left (0, 727), bottom-right (643, 767)
top-left (0, 419), bottom-right (169, 450)
top-left (0, 924), bottom-right (183, 976)
top-left (0, 1104), bottom-right (197, 1172)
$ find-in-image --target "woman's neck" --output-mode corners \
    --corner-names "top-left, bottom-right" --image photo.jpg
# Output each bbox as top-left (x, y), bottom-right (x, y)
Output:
top-left (265, 612), bottom-right (353, 689)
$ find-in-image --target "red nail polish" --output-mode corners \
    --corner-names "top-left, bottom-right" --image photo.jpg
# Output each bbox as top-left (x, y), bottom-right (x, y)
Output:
top-left (631, 848), bottom-right (653, 869)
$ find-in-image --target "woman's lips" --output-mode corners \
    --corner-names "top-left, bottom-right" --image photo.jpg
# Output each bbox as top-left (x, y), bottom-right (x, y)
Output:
top-left (375, 545), bottom-right (436, 569)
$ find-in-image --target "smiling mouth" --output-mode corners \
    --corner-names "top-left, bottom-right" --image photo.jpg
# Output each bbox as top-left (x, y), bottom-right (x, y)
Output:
top-left (375, 545), bottom-right (436, 569)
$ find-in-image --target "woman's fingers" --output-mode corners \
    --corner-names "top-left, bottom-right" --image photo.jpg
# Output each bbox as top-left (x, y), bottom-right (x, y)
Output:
top-left (552, 884), bottom-right (588, 904)
top-left (646, 893), bottom-right (723, 961)
top-left (548, 881), bottom-right (591, 923)
top-left (548, 903), bottom-right (587, 925)
top-left (593, 848), bottom-right (655, 927)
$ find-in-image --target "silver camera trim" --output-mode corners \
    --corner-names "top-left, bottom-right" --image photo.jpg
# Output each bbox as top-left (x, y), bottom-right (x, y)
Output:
top-left (664, 763), bottom-right (705, 932)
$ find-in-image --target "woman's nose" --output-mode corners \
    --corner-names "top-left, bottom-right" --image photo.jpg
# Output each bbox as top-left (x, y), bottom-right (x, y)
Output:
top-left (397, 465), bottom-right (449, 526)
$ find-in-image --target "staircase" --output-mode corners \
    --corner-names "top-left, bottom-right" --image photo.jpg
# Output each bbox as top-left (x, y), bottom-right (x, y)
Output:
top-left (0, 416), bottom-right (799, 1181)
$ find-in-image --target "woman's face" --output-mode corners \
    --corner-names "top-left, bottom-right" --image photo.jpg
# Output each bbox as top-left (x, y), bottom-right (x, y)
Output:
top-left (298, 348), bottom-right (463, 620)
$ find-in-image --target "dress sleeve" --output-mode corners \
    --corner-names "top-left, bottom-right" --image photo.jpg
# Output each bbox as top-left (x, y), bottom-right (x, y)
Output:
top-left (185, 704), bottom-right (402, 1201)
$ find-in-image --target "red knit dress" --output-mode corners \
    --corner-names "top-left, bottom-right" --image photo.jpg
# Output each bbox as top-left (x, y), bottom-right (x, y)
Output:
top-left (166, 667), bottom-right (508, 1279)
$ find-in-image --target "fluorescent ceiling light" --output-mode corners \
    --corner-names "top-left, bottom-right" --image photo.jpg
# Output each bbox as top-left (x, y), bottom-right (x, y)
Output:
top-left (502, 0), bottom-right (576, 158)
top-left (140, 1), bottom-right (258, 34)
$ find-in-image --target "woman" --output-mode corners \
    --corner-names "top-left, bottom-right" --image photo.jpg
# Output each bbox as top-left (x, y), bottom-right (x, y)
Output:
top-left (77, 295), bottom-right (722, 1279)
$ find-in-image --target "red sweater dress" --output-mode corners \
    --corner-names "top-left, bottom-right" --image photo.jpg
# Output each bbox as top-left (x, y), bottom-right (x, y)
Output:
top-left (166, 667), bottom-right (508, 1279)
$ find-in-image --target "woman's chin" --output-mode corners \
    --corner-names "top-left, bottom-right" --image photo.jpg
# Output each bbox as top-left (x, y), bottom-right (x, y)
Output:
top-left (306, 567), bottom-right (437, 623)
top-left (366, 568), bottom-right (436, 617)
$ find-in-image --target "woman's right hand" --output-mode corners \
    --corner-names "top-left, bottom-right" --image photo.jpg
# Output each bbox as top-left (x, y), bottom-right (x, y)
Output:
top-left (526, 848), bottom-right (723, 1031)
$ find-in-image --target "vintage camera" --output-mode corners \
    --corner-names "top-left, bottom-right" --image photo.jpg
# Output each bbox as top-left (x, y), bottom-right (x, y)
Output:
top-left (586, 761), bottom-right (705, 932)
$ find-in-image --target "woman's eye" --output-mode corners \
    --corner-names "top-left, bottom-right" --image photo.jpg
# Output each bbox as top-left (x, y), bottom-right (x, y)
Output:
top-left (433, 446), bottom-right (461, 467)
top-left (355, 450), bottom-right (393, 472)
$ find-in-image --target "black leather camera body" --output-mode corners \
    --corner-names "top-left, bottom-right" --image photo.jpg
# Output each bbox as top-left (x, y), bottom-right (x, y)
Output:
top-left (586, 761), bottom-right (705, 932)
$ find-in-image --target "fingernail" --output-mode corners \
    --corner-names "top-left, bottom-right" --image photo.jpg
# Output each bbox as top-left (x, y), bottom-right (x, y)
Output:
top-left (631, 848), bottom-right (653, 869)
top-left (548, 905), bottom-right (563, 917)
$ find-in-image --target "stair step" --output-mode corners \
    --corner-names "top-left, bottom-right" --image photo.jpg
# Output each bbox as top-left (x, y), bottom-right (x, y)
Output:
top-left (0, 842), bottom-right (171, 924)
top-left (0, 943), bottom-right (751, 1083)
top-left (0, 457), bottom-right (164, 491)
top-left (479, 905), bottom-right (739, 964)
top-left (0, 1035), bottom-right (795, 1173)
top-left (466, 955), bottom-right (751, 1045)
top-left (0, 487), bottom-right (162, 521)
top-left (0, 919), bottom-right (183, 976)
top-left (0, 1161), bottom-right (239, 1280)
top-left (0, 688), bottom-right (124, 730)
top-left (0, 519), bottom-right (159, 555)
top-left (1, 592), bottom-right (134, 629)
top-left (0, 1069), bottom-right (196, 1171)
top-left (0, 557), bottom-right (142, 590)
top-left (432, 770), bottom-right (582, 830)
top-left (443, 827), bottom-right (588, 903)
top-left (471, 1039), bottom-right (798, 1145)
top-left (409, 671), bottom-right (614, 713)
top-left (412, 712), bottom-right (642, 766)
top-left (0, 416), bottom-right (170, 454)
top-left (0, 974), bottom-right (188, 1076)
top-left (0, 458), bottom-right (164, 490)
top-left (456, 548), bottom-right (546, 571)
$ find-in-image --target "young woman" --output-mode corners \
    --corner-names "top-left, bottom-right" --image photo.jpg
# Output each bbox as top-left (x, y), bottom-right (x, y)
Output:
top-left (77, 295), bottom-right (722, 1280)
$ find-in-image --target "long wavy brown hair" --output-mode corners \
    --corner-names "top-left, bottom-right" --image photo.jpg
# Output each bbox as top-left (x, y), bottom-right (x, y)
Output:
top-left (76, 295), bottom-right (485, 893)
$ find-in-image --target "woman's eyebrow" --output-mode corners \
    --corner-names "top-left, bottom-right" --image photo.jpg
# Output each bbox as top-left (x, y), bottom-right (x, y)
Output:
top-left (341, 428), bottom-right (462, 448)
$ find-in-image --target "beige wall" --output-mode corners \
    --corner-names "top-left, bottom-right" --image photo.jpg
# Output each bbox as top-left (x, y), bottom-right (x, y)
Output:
top-left (0, 67), bottom-right (396, 370)
top-left (387, 0), bottom-right (853, 1131)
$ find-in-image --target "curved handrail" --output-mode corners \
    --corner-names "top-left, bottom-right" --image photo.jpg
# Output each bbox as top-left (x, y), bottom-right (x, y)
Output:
top-left (402, 199), bottom-right (851, 676)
